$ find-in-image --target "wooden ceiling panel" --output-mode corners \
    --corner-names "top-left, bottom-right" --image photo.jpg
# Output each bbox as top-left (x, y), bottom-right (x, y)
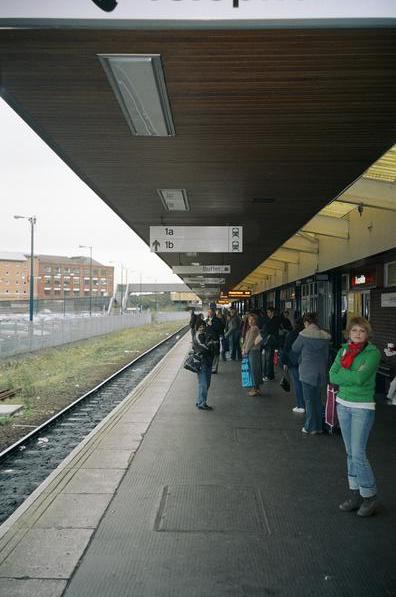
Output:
top-left (0, 27), bottom-right (395, 289)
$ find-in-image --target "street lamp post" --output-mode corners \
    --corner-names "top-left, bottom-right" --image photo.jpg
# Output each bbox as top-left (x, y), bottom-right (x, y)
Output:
top-left (79, 245), bottom-right (93, 316)
top-left (14, 215), bottom-right (36, 322)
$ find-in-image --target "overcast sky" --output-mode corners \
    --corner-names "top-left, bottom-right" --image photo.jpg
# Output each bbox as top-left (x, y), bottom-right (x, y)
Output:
top-left (0, 98), bottom-right (182, 284)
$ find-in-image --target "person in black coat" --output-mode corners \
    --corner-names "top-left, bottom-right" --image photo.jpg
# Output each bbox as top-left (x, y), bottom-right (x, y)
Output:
top-left (189, 308), bottom-right (197, 339)
top-left (193, 320), bottom-right (215, 410)
top-left (279, 318), bottom-right (305, 413)
top-left (206, 308), bottom-right (223, 373)
top-left (261, 307), bottom-right (281, 381)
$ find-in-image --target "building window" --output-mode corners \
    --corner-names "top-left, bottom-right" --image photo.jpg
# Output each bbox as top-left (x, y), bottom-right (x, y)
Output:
top-left (385, 262), bottom-right (396, 287)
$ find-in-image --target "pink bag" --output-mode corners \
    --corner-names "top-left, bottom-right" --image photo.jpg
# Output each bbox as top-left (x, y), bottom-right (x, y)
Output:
top-left (325, 383), bottom-right (339, 433)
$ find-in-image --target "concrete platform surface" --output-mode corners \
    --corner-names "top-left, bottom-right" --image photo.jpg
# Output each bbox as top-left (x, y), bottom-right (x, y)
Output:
top-left (0, 333), bottom-right (395, 597)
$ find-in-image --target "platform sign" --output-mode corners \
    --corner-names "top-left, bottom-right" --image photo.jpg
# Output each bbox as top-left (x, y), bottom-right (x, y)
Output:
top-left (228, 290), bottom-right (252, 298)
top-left (190, 287), bottom-right (220, 295)
top-left (150, 227), bottom-right (242, 253)
top-left (183, 277), bottom-right (225, 285)
top-left (173, 265), bottom-right (231, 275)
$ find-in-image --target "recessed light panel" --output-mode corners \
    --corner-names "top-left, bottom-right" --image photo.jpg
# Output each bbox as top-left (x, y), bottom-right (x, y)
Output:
top-left (158, 189), bottom-right (190, 211)
top-left (98, 54), bottom-right (175, 136)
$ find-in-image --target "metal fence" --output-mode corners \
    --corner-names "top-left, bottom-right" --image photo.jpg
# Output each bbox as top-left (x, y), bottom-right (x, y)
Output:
top-left (0, 310), bottom-right (190, 359)
top-left (0, 312), bottom-right (151, 359)
top-left (154, 311), bottom-right (190, 323)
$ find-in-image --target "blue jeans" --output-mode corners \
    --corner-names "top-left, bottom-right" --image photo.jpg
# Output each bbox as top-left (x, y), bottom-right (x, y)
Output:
top-left (290, 367), bottom-right (305, 409)
top-left (336, 403), bottom-right (377, 498)
top-left (301, 382), bottom-right (323, 433)
top-left (196, 363), bottom-right (212, 407)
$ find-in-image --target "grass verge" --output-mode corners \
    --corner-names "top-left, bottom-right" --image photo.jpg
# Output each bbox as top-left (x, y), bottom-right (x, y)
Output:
top-left (0, 320), bottom-right (186, 451)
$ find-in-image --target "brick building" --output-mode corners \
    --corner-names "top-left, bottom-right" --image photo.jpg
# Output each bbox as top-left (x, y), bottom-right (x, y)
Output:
top-left (0, 252), bottom-right (30, 300)
top-left (0, 253), bottom-right (114, 301)
top-left (36, 255), bottom-right (113, 299)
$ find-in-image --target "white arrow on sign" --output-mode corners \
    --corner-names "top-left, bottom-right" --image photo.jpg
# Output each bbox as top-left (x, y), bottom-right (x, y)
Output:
top-left (173, 265), bottom-right (231, 275)
top-left (150, 226), bottom-right (242, 253)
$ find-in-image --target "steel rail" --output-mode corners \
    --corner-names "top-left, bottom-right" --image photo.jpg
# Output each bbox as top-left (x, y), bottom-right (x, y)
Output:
top-left (0, 324), bottom-right (188, 462)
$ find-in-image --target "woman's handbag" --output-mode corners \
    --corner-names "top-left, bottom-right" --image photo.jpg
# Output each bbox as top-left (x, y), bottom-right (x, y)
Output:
top-left (241, 355), bottom-right (253, 388)
top-left (279, 374), bottom-right (290, 392)
top-left (183, 351), bottom-right (203, 374)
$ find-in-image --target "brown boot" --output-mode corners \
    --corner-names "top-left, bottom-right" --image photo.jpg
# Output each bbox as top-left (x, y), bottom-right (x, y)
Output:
top-left (339, 490), bottom-right (363, 512)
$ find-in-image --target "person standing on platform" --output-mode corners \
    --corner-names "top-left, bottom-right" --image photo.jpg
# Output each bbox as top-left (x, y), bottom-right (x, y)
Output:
top-left (206, 307), bottom-right (222, 374)
top-left (193, 320), bottom-right (215, 410)
top-left (242, 313), bottom-right (263, 396)
top-left (216, 308), bottom-right (227, 361)
top-left (224, 307), bottom-right (242, 361)
top-left (292, 312), bottom-right (331, 434)
top-left (189, 308), bottom-right (197, 340)
top-left (279, 309), bottom-right (293, 348)
top-left (262, 307), bottom-right (281, 381)
top-left (329, 317), bottom-right (380, 517)
top-left (280, 317), bottom-right (305, 414)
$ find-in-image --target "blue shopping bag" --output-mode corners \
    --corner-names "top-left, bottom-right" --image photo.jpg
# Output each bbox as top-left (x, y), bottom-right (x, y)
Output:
top-left (241, 356), bottom-right (253, 388)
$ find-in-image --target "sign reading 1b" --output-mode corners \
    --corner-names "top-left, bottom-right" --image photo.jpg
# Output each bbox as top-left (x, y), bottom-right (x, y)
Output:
top-left (150, 226), bottom-right (243, 253)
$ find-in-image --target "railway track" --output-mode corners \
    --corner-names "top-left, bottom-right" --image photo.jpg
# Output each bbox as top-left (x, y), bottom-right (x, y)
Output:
top-left (0, 326), bottom-right (188, 525)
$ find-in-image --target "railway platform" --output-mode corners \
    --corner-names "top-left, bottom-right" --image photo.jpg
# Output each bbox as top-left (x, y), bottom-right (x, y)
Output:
top-left (0, 332), bottom-right (395, 597)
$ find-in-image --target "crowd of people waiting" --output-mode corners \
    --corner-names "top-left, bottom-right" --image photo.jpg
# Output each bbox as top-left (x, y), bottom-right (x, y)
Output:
top-left (188, 305), bottom-right (381, 517)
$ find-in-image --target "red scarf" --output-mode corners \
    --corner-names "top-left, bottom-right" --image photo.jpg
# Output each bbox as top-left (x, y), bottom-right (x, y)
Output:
top-left (340, 341), bottom-right (368, 369)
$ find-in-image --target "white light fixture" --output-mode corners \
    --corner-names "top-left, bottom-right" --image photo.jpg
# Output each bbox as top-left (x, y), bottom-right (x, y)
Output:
top-left (158, 189), bottom-right (190, 212)
top-left (98, 54), bottom-right (175, 137)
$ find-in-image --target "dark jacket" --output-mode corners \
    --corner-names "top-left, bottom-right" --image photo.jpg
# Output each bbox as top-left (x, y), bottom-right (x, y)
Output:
top-left (259, 316), bottom-right (281, 350)
top-left (279, 329), bottom-right (299, 368)
top-left (224, 313), bottom-right (241, 338)
top-left (206, 315), bottom-right (223, 340)
top-left (189, 312), bottom-right (197, 330)
top-left (193, 331), bottom-right (215, 367)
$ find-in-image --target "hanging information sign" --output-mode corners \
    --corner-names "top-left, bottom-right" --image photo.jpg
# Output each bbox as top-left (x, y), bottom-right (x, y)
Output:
top-left (150, 226), bottom-right (242, 253)
top-left (227, 290), bottom-right (252, 298)
top-left (183, 277), bottom-right (225, 285)
top-left (191, 287), bottom-right (220, 294)
top-left (173, 265), bottom-right (231, 275)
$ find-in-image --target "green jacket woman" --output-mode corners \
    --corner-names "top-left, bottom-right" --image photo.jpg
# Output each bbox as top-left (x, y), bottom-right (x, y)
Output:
top-left (329, 316), bottom-right (380, 518)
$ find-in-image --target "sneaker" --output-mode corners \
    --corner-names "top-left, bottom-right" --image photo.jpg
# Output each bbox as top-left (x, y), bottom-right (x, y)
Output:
top-left (263, 377), bottom-right (270, 382)
top-left (292, 407), bottom-right (305, 414)
top-left (203, 404), bottom-right (213, 410)
top-left (357, 495), bottom-right (378, 517)
top-left (301, 427), bottom-right (309, 434)
top-left (310, 430), bottom-right (323, 435)
top-left (339, 491), bottom-right (363, 512)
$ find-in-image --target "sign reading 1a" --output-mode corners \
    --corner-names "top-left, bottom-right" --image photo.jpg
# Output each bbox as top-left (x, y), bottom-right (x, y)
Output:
top-left (150, 226), bottom-right (243, 253)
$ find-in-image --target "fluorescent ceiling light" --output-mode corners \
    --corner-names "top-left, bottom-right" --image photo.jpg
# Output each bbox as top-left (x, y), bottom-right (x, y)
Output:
top-left (98, 54), bottom-right (175, 137)
top-left (158, 189), bottom-right (189, 212)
